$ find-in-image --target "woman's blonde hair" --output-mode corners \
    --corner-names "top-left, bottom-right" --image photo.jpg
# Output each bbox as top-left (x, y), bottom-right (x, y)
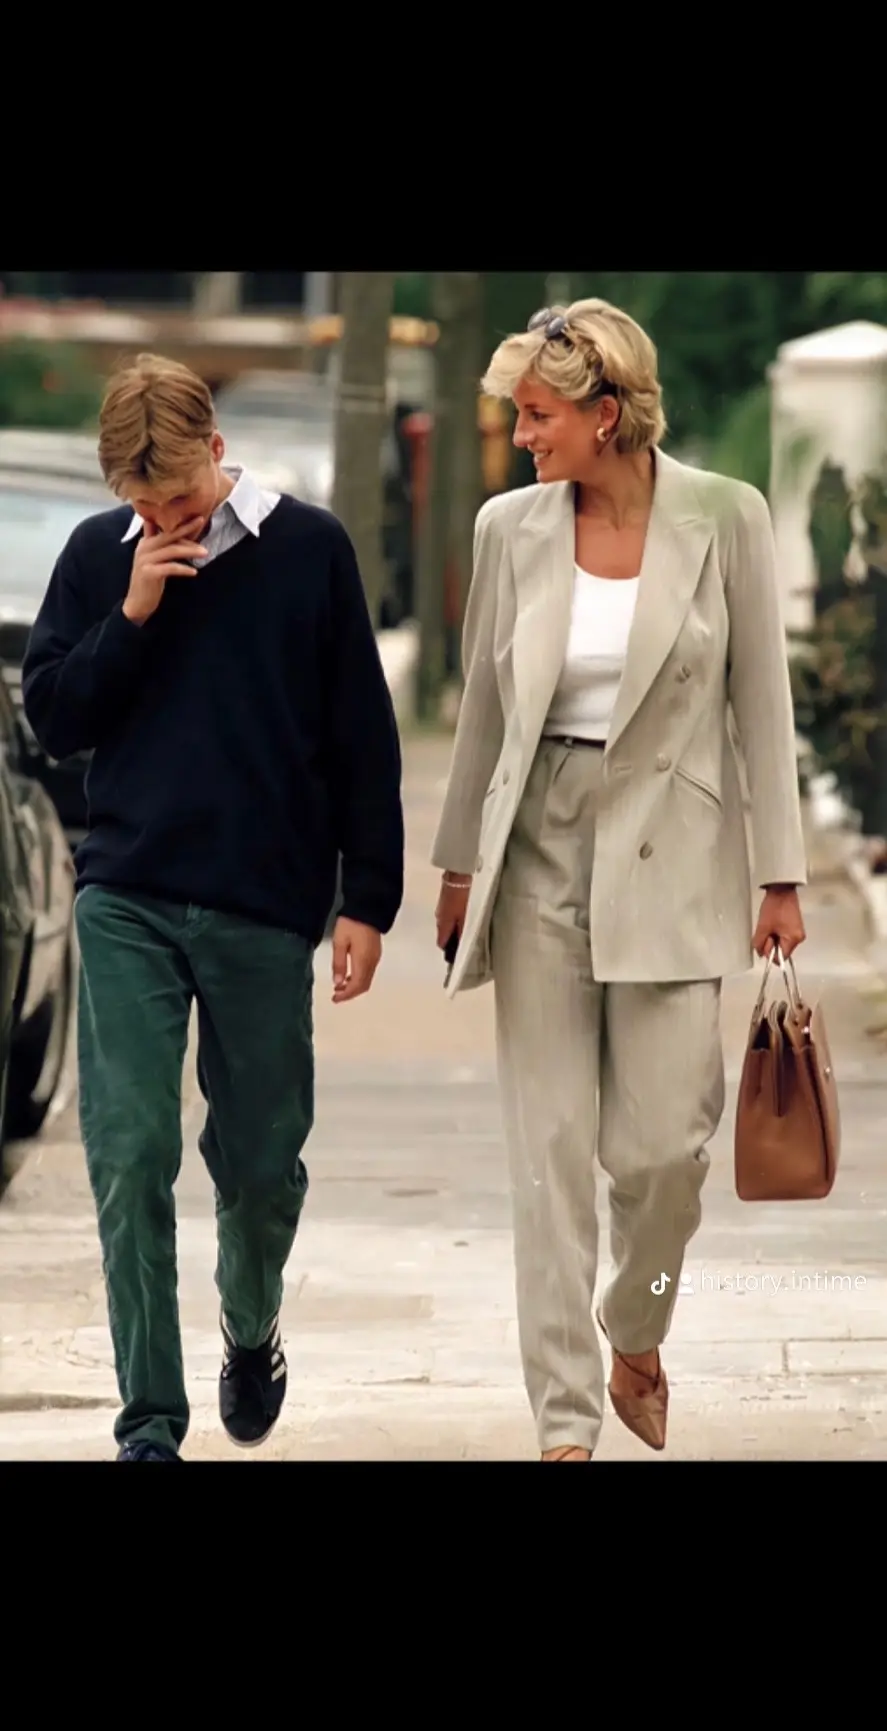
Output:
top-left (481, 297), bottom-right (667, 454)
top-left (98, 352), bottom-right (216, 494)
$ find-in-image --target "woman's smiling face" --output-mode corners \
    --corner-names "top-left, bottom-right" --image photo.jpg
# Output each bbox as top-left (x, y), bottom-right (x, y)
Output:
top-left (511, 374), bottom-right (616, 483)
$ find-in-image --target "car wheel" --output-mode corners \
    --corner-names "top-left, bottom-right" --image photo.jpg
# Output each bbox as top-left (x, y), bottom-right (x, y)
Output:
top-left (0, 1070), bottom-right (13, 1195)
top-left (4, 939), bottom-right (74, 1141)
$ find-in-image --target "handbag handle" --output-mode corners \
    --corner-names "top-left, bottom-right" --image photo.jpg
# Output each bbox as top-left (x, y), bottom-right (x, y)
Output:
top-left (752, 941), bottom-right (803, 1023)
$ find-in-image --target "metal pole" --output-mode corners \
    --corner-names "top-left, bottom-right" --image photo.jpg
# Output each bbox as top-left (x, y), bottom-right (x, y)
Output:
top-left (303, 272), bottom-right (333, 319)
top-left (192, 273), bottom-right (242, 317)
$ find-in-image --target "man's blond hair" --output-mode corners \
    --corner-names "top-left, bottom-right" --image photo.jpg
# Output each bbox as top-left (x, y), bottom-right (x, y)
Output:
top-left (98, 353), bottom-right (216, 495)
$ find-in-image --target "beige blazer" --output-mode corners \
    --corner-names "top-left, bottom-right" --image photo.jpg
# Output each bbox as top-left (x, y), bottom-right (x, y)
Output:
top-left (431, 448), bottom-right (808, 995)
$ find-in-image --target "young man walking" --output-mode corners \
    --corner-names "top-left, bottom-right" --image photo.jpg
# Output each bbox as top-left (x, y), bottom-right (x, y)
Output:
top-left (23, 353), bottom-right (404, 1461)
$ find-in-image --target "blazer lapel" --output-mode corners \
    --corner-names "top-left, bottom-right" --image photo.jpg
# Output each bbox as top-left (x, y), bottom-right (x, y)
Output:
top-left (510, 481), bottom-right (575, 754)
top-left (507, 453), bottom-right (715, 763)
top-left (604, 450), bottom-right (715, 756)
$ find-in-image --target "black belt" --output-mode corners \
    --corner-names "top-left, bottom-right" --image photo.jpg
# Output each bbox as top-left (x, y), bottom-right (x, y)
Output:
top-left (544, 734), bottom-right (605, 748)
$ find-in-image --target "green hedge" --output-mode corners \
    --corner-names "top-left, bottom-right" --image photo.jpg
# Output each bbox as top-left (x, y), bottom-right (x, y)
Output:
top-left (0, 338), bottom-right (103, 429)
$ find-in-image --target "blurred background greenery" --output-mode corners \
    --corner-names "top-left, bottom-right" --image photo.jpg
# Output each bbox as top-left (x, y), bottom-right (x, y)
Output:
top-left (0, 337), bottom-right (104, 429)
top-left (5, 270), bottom-right (887, 468)
top-left (2, 268), bottom-right (887, 846)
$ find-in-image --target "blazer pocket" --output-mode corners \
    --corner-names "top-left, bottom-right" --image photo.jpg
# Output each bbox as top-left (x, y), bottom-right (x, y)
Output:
top-left (674, 765), bottom-right (722, 813)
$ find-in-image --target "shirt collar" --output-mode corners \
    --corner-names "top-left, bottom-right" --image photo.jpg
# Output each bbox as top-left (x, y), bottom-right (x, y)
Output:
top-left (120, 465), bottom-right (279, 543)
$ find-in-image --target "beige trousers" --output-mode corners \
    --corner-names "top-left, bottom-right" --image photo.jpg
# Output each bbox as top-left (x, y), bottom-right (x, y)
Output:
top-left (490, 739), bottom-right (724, 1454)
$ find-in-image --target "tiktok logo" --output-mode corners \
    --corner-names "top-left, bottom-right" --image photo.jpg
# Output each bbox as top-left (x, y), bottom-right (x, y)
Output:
top-left (650, 1272), bottom-right (671, 1296)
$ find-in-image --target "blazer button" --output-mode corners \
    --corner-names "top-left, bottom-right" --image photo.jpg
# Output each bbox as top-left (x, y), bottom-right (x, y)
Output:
top-left (656, 753), bottom-right (671, 771)
top-left (640, 842), bottom-right (653, 859)
top-left (503, 769), bottom-right (510, 784)
top-left (677, 664), bottom-right (692, 681)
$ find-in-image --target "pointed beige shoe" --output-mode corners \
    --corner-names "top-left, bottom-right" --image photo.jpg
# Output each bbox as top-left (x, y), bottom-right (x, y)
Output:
top-left (596, 1309), bottom-right (669, 1452)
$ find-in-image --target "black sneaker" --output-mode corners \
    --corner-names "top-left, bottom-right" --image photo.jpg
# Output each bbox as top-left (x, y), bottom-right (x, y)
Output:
top-left (219, 1312), bottom-right (287, 1447)
top-left (117, 1441), bottom-right (181, 1461)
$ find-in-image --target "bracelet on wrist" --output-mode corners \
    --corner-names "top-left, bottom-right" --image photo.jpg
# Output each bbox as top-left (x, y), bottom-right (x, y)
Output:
top-left (443, 871), bottom-right (472, 887)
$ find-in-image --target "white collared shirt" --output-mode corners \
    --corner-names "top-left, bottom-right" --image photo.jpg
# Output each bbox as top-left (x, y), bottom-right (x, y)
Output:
top-left (120, 465), bottom-right (280, 566)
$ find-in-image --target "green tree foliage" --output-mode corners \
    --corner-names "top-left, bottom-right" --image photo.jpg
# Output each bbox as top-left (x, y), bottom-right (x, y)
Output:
top-left (788, 462), bottom-right (887, 838)
top-left (804, 273), bottom-right (887, 326)
top-left (0, 338), bottom-right (103, 428)
top-left (392, 274), bottom-right (432, 320)
top-left (563, 272), bottom-right (809, 449)
top-left (854, 474), bottom-right (887, 842)
top-left (708, 381), bottom-right (771, 493)
top-left (496, 271), bottom-right (887, 462)
top-left (482, 272), bottom-right (548, 488)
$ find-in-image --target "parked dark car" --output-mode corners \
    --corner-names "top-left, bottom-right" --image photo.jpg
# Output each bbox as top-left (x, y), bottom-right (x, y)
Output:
top-left (0, 661), bottom-right (76, 1188)
top-left (0, 437), bottom-right (112, 846)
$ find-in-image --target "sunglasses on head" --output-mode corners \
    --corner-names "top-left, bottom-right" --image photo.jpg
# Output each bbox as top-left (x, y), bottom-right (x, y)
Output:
top-left (527, 308), bottom-right (619, 400)
top-left (527, 308), bottom-right (571, 341)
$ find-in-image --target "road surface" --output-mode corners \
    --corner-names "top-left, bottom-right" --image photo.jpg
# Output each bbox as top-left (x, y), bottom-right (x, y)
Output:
top-left (2, 731), bottom-right (886, 1460)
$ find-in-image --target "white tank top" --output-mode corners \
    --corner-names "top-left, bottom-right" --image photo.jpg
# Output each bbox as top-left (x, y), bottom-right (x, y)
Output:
top-left (545, 565), bottom-right (639, 741)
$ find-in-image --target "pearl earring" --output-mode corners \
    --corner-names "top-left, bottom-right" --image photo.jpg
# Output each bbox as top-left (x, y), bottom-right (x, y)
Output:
top-left (597, 428), bottom-right (607, 443)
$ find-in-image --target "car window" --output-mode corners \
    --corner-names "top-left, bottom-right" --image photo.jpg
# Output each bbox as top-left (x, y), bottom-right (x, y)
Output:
top-left (216, 376), bottom-right (335, 428)
top-left (0, 485), bottom-right (108, 601)
top-left (221, 395), bottom-right (333, 425)
top-left (0, 657), bottom-right (20, 750)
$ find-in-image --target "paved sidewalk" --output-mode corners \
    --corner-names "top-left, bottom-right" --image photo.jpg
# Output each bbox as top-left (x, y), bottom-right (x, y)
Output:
top-left (2, 730), bottom-right (886, 1460)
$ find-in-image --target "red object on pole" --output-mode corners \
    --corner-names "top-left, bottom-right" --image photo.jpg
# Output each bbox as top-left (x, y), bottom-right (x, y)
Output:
top-left (403, 409), bottom-right (464, 631)
top-left (402, 410), bottom-right (432, 533)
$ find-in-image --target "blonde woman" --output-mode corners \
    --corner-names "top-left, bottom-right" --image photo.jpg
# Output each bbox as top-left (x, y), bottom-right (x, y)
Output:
top-left (432, 300), bottom-right (807, 1461)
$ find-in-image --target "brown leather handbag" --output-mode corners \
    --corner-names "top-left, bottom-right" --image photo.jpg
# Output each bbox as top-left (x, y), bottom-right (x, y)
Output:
top-left (734, 945), bottom-right (840, 1201)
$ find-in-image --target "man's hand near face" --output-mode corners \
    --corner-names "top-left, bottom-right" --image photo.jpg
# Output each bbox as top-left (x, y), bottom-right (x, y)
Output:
top-left (122, 517), bottom-right (208, 625)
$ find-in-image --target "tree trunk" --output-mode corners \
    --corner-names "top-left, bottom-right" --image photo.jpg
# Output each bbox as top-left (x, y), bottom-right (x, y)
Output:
top-left (193, 273), bottom-right (243, 317)
top-left (446, 275), bottom-right (485, 669)
top-left (483, 270), bottom-right (547, 491)
top-left (303, 272), bottom-right (333, 318)
top-left (331, 271), bottom-right (395, 627)
top-left (416, 273), bottom-right (485, 719)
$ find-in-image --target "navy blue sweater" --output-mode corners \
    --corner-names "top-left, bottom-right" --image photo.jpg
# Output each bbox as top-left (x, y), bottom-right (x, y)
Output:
top-left (22, 496), bottom-right (404, 944)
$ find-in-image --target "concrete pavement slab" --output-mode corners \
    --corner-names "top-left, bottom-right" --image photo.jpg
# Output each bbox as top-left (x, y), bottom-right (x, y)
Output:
top-left (2, 730), bottom-right (887, 1461)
